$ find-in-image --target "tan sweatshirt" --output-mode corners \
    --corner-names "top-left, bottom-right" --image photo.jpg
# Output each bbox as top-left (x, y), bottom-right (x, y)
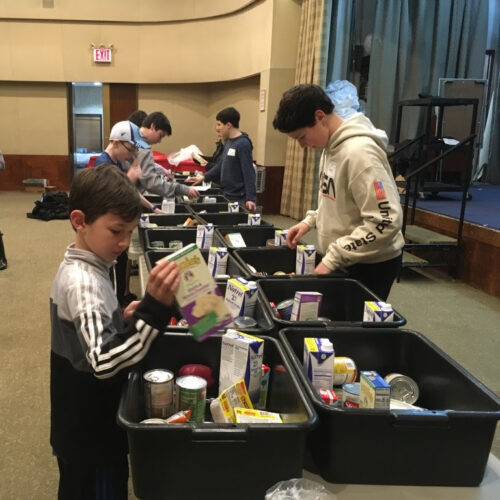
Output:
top-left (302, 113), bottom-right (404, 270)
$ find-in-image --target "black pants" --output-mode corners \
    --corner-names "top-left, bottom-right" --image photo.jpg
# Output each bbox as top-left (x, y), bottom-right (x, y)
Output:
top-left (57, 455), bottom-right (128, 500)
top-left (345, 254), bottom-right (401, 301)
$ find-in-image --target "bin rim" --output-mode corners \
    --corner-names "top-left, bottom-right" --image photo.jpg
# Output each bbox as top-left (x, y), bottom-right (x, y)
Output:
top-left (277, 326), bottom-right (500, 419)
top-left (117, 332), bottom-right (318, 432)
top-left (257, 277), bottom-right (406, 328)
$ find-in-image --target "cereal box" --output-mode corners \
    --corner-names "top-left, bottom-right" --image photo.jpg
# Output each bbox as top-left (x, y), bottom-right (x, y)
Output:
top-left (207, 247), bottom-right (228, 277)
top-left (363, 301), bottom-right (394, 322)
top-left (159, 244), bottom-right (233, 341)
top-left (296, 244), bottom-right (316, 275)
top-left (210, 379), bottom-right (253, 423)
top-left (234, 408), bottom-right (282, 424)
top-left (219, 330), bottom-right (264, 404)
top-left (303, 337), bottom-right (335, 390)
top-left (196, 224), bottom-right (214, 249)
top-left (224, 277), bottom-right (258, 318)
top-left (360, 370), bottom-right (390, 409)
top-left (290, 291), bottom-right (322, 321)
top-left (248, 213), bottom-right (261, 226)
top-left (224, 232), bottom-right (246, 247)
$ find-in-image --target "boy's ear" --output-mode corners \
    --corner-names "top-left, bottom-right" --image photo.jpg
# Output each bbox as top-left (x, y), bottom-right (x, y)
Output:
top-left (70, 210), bottom-right (86, 230)
top-left (314, 109), bottom-right (327, 122)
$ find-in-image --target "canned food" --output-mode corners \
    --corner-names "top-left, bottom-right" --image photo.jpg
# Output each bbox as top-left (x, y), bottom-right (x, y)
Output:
top-left (234, 316), bottom-right (258, 328)
top-left (333, 357), bottom-right (358, 386)
top-left (276, 299), bottom-right (294, 320)
top-left (175, 375), bottom-right (207, 424)
top-left (151, 241), bottom-right (165, 249)
top-left (143, 369), bottom-right (175, 419)
top-left (384, 373), bottom-right (419, 404)
top-left (273, 271), bottom-right (287, 276)
top-left (169, 240), bottom-right (183, 249)
top-left (342, 382), bottom-right (360, 408)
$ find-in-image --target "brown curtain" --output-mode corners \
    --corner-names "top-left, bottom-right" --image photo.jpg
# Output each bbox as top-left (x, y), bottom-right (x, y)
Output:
top-left (280, 0), bottom-right (330, 220)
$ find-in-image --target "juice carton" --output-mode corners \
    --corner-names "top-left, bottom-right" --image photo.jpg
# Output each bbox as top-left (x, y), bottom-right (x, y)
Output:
top-left (363, 301), bottom-right (395, 322)
top-left (296, 244), bottom-right (316, 275)
top-left (248, 213), bottom-right (261, 226)
top-left (158, 244), bottom-right (233, 341)
top-left (303, 337), bottom-right (335, 390)
top-left (228, 201), bottom-right (240, 213)
top-left (207, 247), bottom-right (228, 277)
top-left (196, 223), bottom-right (214, 249)
top-left (274, 229), bottom-right (288, 246)
top-left (224, 277), bottom-right (258, 318)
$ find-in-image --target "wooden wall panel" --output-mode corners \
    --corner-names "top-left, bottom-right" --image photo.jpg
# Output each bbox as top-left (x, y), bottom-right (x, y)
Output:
top-left (408, 208), bottom-right (500, 297)
top-left (0, 155), bottom-right (70, 191)
top-left (257, 166), bottom-right (284, 215)
top-left (109, 84), bottom-right (138, 126)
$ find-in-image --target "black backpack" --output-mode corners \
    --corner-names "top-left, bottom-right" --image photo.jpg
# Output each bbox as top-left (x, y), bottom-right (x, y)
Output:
top-left (27, 192), bottom-right (69, 221)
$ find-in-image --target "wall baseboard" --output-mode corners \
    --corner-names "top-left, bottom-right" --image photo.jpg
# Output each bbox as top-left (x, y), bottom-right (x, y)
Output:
top-left (0, 155), bottom-right (70, 191)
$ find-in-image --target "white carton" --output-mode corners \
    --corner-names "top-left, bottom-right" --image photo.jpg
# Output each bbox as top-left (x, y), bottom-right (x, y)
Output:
top-left (303, 337), bottom-right (335, 390)
top-left (296, 244), bottom-right (316, 275)
top-left (228, 201), bottom-right (240, 213)
top-left (363, 301), bottom-right (395, 322)
top-left (219, 330), bottom-right (264, 404)
top-left (360, 371), bottom-right (391, 409)
top-left (207, 247), bottom-right (229, 277)
top-left (248, 213), bottom-right (261, 226)
top-left (196, 224), bottom-right (214, 249)
top-left (274, 229), bottom-right (288, 246)
top-left (224, 277), bottom-right (258, 318)
top-left (224, 232), bottom-right (246, 248)
top-left (159, 244), bottom-right (233, 341)
top-left (290, 291), bottom-right (323, 321)
top-left (161, 198), bottom-right (175, 213)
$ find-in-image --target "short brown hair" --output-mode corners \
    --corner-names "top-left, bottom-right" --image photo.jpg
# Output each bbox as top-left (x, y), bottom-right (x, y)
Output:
top-left (69, 165), bottom-right (142, 224)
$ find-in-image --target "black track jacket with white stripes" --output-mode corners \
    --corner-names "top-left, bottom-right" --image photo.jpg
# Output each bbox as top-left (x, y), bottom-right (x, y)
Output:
top-left (50, 244), bottom-right (174, 462)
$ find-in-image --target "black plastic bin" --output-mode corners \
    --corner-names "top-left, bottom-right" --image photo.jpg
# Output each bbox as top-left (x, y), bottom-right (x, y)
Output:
top-left (143, 194), bottom-right (162, 206)
top-left (144, 228), bottom-right (199, 251)
top-left (197, 212), bottom-right (273, 227)
top-left (234, 246), bottom-right (347, 279)
top-left (278, 326), bottom-right (500, 486)
top-left (195, 194), bottom-right (229, 203)
top-left (138, 211), bottom-right (196, 249)
top-left (118, 333), bottom-right (317, 500)
top-left (258, 277), bottom-right (405, 328)
top-left (189, 202), bottom-right (247, 214)
top-left (216, 225), bottom-right (279, 248)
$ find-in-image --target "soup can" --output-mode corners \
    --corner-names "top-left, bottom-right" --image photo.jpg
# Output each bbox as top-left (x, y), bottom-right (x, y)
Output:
top-left (175, 375), bottom-right (207, 424)
top-left (143, 369), bottom-right (175, 419)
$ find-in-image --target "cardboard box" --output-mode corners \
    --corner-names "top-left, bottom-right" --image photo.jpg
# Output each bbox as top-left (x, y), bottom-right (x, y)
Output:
top-left (360, 370), bottom-right (390, 409)
top-left (290, 291), bottom-right (322, 321)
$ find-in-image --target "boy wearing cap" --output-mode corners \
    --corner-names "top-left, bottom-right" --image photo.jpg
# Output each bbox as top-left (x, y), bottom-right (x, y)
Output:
top-left (273, 84), bottom-right (404, 300)
top-left (187, 107), bottom-right (256, 211)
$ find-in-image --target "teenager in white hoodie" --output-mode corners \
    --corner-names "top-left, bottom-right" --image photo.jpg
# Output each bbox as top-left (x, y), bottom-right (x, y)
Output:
top-left (273, 84), bottom-right (404, 300)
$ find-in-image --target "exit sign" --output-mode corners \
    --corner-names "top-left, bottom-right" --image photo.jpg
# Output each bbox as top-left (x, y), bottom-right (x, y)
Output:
top-left (93, 48), bottom-right (112, 63)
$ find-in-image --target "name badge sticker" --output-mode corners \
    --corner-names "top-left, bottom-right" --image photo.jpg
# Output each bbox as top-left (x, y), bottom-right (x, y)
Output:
top-left (227, 148), bottom-right (236, 157)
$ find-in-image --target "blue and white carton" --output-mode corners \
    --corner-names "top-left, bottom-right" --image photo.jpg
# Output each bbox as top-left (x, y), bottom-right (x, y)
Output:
top-left (196, 223), bottom-right (214, 249)
top-left (303, 337), bottom-right (335, 390)
top-left (296, 244), bottom-right (316, 275)
top-left (207, 247), bottom-right (229, 277)
top-left (274, 229), bottom-right (288, 246)
top-left (360, 371), bottom-right (391, 409)
top-left (363, 301), bottom-right (394, 322)
top-left (248, 213), bottom-right (261, 226)
top-left (224, 277), bottom-right (258, 318)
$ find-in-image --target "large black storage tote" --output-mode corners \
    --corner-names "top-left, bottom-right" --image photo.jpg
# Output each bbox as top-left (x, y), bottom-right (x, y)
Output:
top-left (258, 277), bottom-right (405, 328)
top-left (118, 333), bottom-right (317, 500)
top-left (279, 326), bottom-right (500, 486)
top-left (197, 212), bottom-right (273, 227)
top-left (144, 227), bottom-right (199, 251)
top-left (234, 246), bottom-right (347, 279)
top-left (188, 202), bottom-right (247, 213)
top-left (138, 211), bottom-right (194, 248)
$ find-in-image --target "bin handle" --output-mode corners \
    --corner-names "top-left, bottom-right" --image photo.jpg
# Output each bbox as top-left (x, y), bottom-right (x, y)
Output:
top-left (191, 426), bottom-right (249, 443)
top-left (391, 410), bottom-right (450, 428)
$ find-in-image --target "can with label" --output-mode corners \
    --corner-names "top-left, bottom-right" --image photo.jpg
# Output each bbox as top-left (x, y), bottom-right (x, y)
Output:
top-left (175, 375), bottom-right (207, 423)
top-left (276, 298), bottom-right (294, 320)
top-left (384, 373), bottom-right (419, 404)
top-left (333, 357), bottom-right (358, 386)
top-left (169, 240), bottom-right (183, 250)
top-left (151, 241), bottom-right (165, 249)
top-left (143, 369), bottom-right (175, 419)
top-left (342, 382), bottom-right (360, 408)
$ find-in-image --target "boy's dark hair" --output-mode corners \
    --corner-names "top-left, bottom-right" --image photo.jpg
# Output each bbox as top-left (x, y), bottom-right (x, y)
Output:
top-left (70, 165), bottom-right (142, 224)
top-left (143, 111), bottom-right (172, 136)
top-left (128, 110), bottom-right (148, 127)
top-left (272, 84), bottom-right (334, 133)
top-left (216, 107), bottom-right (240, 128)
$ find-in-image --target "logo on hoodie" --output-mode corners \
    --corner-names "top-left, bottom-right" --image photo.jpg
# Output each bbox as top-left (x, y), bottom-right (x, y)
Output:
top-left (319, 163), bottom-right (336, 200)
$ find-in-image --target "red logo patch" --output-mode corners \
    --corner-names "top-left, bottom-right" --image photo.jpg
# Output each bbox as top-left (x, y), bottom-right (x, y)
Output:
top-left (374, 181), bottom-right (386, 200)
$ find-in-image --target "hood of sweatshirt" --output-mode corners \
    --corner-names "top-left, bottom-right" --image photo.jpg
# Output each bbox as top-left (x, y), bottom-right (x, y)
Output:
top-left (228, 131), bottom-right (253, 150)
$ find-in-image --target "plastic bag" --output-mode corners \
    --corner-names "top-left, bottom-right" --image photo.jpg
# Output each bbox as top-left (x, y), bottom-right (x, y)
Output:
top-left (167, 145), bottom-right (204, 166)
top-left (325, 80), bottom-right (360, 120)
top-left (265, 478), bottom-right (335, 500)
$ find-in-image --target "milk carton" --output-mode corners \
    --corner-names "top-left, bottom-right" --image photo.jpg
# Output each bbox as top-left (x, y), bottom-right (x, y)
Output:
top-left (196, 223), bottom-right (214, 249)
top-left (303, 337), bottom-right (335, 390)
top-left (296, 244), bottom-right (316, 275)
top-left (224, 277), bottom-right (258, 318)
top-left (228, 201), bottom-right (240, 213)
top-left (219, 330), bottom-right (264, 404)
top-left (274, 229), bottom-right (288, 246)
top-left (363, 301), bottom-right (395, 322)
top-left (248, 213), bottom-right (261, 226)
top-left (159, 244), bottom-right (233, 341)
top-left (360, 371), bottom-right (391, 409)
top-left (290, 291), bottom-right (323, 321)
top-left (207, 247), bottom-right (229, 277)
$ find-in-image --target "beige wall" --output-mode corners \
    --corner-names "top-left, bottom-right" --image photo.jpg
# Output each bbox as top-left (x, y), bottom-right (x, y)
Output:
top-left (0, 82), bottom-right (68, 155)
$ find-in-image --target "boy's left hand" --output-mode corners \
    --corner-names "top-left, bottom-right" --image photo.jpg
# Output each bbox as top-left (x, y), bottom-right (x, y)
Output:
top-left (123, 300), bottom-right (140, 320)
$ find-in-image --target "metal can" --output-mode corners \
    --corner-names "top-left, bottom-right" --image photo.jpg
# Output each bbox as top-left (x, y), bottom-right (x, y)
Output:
top-left (169, 240), bottom-right (183, 249)
top-left (384, 373), bottom-right (419, 404)
top-left (342, 382), bottom-right (360, 408)
top-left (234, 316), bottom-right (258, 329)
top-left (333, 357), bottom-right (358, 386)
top-left (175, 375), bottom-right (207, 423)
top-left (151, 241), bottom-right (165, 249)
top-left (273, 271), bottom-right (287, 276)
top-left (143, 369), bottom-right (175, 419)
top-left (276, 298), bottom-right (294, 320)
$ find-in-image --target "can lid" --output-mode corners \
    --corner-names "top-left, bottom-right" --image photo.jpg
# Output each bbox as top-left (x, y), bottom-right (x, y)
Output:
top-left (143, 369), bottom-right (174, 383)
top-left (176, 375), bottom-right (207, 390)
top-left (234, 316), bottom-right (258, 328)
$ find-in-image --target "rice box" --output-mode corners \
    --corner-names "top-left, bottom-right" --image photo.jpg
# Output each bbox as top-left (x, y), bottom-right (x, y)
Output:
top-left (207, 247), bottom-right (228, 277)
top-left (363, 301), bottom-right (395, 322)
top-left (224, 277), bottom-right (258, 318)
top-left (159, 244), bottom-right (233, 342)
top-left (248, 213), bottom-right (261, 226)
top-left (303, 337), bottom-right (334, 390)
top-left (196, 224), bottom-right (214, 249)
top-left (360, 370), bottom-right (391, 409)
top-left (290, 291), bottom-right (323, 321)
top-left (219, 330), bottom-right (264, 404)
top-left (296, 244), bottom-right (316, 275)
top-left (274, 229), bottom-right (288, 246)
